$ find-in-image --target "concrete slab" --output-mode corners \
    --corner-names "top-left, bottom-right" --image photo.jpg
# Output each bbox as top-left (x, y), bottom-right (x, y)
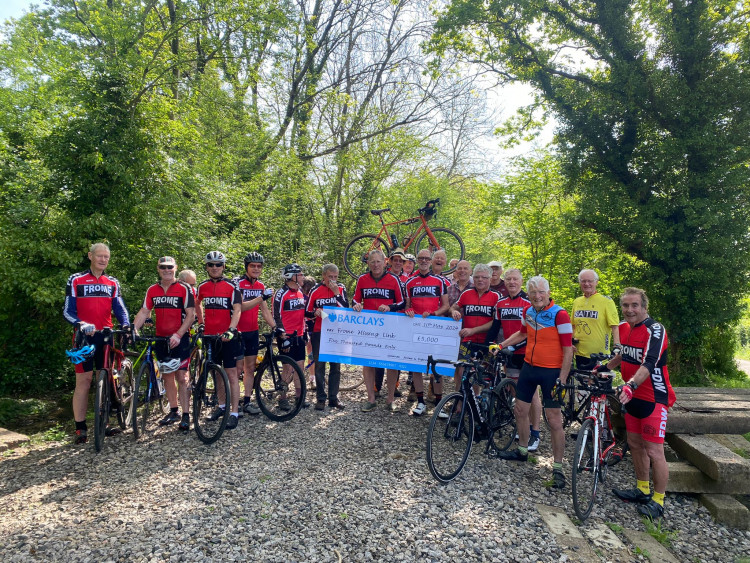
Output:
top-left (667, 434), bottom-right (750, 482)
top-left (700, 494), bottom-right (750, 531)
top-left (674, 386), bottom-right (750, 395)
top-left (622, 528), bottom-right (680, 563)
top-left (0, 428), bottom-right (30, 451)
top-left (581, 523), bottom-right (626, 551)
top-left (667, 412), bottom-right (750, 435)
top-left (535, 503), bottom-right (599, 562)
top-left (667, 461), bottom-right (750, 494)
top-left (708, 434), bottom-right (750, 457)
top-left (673, 400), bottom-right (750, 411)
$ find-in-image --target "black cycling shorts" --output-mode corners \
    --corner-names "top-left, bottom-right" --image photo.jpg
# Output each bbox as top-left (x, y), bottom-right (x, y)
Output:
top-left (206, 336), bottom-right (243, 369)
top-left (516, 362), bottom-right (561, 408)
top-left (155, 334), bottom-right (191, 364)
top-left (240, 330), bottom-right (260, 357)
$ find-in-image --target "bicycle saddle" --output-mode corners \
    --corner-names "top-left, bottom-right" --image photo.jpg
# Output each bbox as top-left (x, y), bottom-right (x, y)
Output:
top-left (370, 208), bottom-right (390, 215)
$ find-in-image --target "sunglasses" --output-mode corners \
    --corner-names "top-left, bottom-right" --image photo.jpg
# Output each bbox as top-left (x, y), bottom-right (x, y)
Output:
top-left (207, 262), bottom-right (224, 268)
top-left (417, 256), bottom-right (432, 261)
top-left (158, 265), bottom-right (175, 270)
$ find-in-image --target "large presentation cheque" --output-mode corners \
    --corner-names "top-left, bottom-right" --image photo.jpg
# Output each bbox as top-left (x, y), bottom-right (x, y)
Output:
top-left (318, 307), bottom-right (461, 376)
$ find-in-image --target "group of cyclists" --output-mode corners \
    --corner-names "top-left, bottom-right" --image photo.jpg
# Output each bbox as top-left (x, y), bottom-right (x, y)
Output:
top-left (65, 242), bottom-right (674, 520)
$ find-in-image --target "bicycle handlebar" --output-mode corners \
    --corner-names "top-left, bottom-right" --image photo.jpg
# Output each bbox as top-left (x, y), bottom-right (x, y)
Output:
top-left (133, 335), bottom-right (171, 343)
top-left (426, 355), bottom-right (463, 376)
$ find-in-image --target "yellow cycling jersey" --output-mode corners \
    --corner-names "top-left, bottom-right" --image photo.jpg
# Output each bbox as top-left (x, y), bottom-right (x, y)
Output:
top-left (571, 293), bottom-right (619, 358)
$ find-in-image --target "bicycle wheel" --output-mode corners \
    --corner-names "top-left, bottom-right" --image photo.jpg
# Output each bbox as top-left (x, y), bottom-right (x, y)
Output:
top-left (572, 418), bottom-right (599, 521)
top-left (193, 364), bottom-right (230, 444)
top-left (115, 359), bottom-right (134, 429)
top-left (426, 393), bottom-right (474, 483)
top-left (94, 369), bottom-right (109, 452)
top-left (339, 364), bottom-right (365, 391)
top-left (132, 361), bottom-right (155, 440)
top-left (415, 228), bottom-right (465, 274)
top-left (255, 354), bottom-right (307, 422)
top-left (343, 234), bottom-right (390, 279)
top-left (488, 378), bottom-right (517, 452)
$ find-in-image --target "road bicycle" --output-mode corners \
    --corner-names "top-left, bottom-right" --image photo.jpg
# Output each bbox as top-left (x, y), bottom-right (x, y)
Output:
top-left (131, 333), bottom-right (172, 439)
top-left (254, 332), bottom-right (307, 421)
top-left (343, 198), bottom-right (465, 279)
top-left (86, 327), bottom-right (134, 452)
top-left (543, 352), bottom-right (613, 430)
top-left (557, 370), bottom-right (624, 520)
top-left (191, 331), bottom-right (231, 444)
top-left (425, 347), bottom-right (517, 483)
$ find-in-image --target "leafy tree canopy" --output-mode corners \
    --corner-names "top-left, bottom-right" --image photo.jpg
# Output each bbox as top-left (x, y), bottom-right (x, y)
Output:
top-left (431, 0), bottom-right (750, 381)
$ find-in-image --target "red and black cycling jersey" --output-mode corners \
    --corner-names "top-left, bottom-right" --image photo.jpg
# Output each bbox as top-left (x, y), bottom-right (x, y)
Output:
top-left (405, 273), bottom-right (448, 315)
top-left (197, 277), bottom-right (241, 336)
top-left (305, 283), bottom-right (349, 332)
top-left (142, 281), bottom-right (194, 337)
top-left (487, 291), bottom-right (530, 354)
top-left (353, 272), bottom-right (405, 311)
top-left (455, 288), bottom-right (500, 343)
top-left (619, 317), bottom-right (675, 407)
top-left (234, 275), bottom-right (266, 333)
top-left (273, 285), bottom-right (307, 336)
top-left (64, 269), bottom-right (130, 330)
top-left (435, 273), bottom-right (452, 287)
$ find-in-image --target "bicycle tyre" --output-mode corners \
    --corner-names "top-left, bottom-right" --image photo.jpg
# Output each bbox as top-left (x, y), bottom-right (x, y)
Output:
top-left (189, 345), bottom-right (203, 383)
top-left (572, 418), bottom-right (599, 521)
top-left (115, 359), bottom-right (134, 429)
top-left (132, 360), bottom-right (155, 440)
top-left (343, 234), bottom-right (390, 279)
top-left (414, 227), bottom-right (465, 274)
top-left (193, 363), bottom-right (230, 444)
top-left (426, 392), bottom-right (474, 483)
top-left (488, 378), bottom-right (517, 452)
top-left (94, 369), bottom-right (109, 452)
top-left (255, 354), bottom-right (307, 422)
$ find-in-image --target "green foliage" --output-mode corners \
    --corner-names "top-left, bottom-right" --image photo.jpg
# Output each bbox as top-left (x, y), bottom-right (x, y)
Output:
top-left (0, 397), bottom-right (48, 426)
top-left (482, 151), bottom-right (645, 310)
top-left (431, 0), bottom-right (750, 383)
top-left (642, 517), bottom-right (678, 548)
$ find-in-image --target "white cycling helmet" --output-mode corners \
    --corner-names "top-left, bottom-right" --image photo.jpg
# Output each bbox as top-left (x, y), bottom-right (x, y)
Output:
top-left (204, 251), bottom-right (226, 264)
top-left (159, 358), bottom-right (181, 374)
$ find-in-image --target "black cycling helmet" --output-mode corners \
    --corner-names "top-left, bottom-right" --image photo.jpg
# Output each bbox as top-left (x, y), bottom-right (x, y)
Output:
top-left (282, 263), bottom-right (303, 280)
top-left (204, 250), bottom-right (226, 264)
top-left (244, 252), bottom-right (265, 267)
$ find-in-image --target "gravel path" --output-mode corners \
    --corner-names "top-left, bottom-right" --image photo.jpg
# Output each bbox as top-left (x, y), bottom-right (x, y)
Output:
top-left (1, 383), bottom-right (749, 562)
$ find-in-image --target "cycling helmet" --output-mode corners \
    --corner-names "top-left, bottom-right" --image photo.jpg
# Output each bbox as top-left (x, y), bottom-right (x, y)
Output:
top-left (159, 358), bottom-right (181, 374)
top-left (204, 251), bottom-right (226, 264)
top-left (405, 253), bottom-right (416, 263)
top-left (244, 252), bottom-right (265, 267)
top-left (65, 344), bottom-right (96, 365)
top-left (282, 263), bottom-right (303, 280)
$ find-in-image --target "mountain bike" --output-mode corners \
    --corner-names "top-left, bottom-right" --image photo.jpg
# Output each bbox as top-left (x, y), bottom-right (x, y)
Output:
top-left (343, 198), bottom-right (465, 279)
top-left (191, 331), bottom-right (231, 444)
top-left (88, 327), bottom-right (134, 452)
top-left (557, 370), bottom-right (623, 520)
top-left (254, 332), bottom-right (307, 421)
top-left (131, 334), bottom-right (172, 439)
top-left (425, 348), bottom-right (517, 483)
